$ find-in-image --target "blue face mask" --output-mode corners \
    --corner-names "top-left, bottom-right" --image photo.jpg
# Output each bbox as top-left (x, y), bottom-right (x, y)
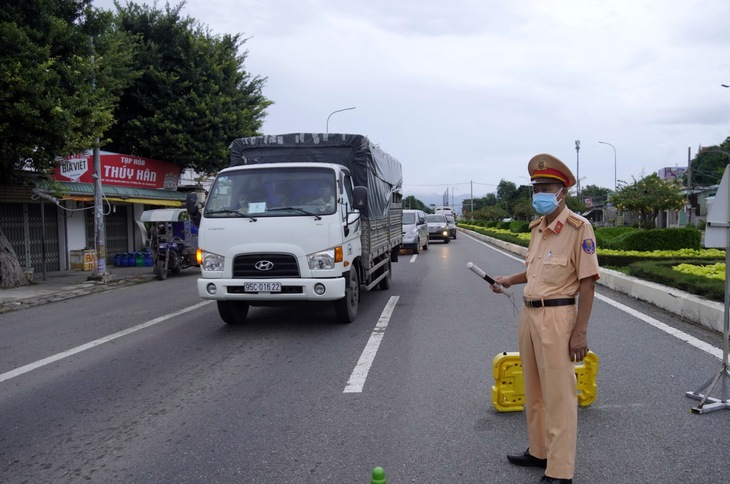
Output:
top-left (532, 189), bottom-right (563, 215)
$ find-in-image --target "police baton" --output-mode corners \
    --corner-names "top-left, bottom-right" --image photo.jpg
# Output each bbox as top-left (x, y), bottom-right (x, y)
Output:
top-left (467, 262), bottom-right (517, 313)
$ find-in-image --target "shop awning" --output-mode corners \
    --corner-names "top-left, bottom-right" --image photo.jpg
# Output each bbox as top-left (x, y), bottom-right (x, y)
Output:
top-left (35, 180), bottom-right (187, 207)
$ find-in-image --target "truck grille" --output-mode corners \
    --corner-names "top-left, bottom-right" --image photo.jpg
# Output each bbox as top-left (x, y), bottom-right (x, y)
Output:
top-left (232, 254), bottom-right (300, 278)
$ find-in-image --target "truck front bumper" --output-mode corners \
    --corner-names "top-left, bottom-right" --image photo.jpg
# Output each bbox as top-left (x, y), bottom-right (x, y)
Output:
top-left (197, 277), bottom-right (346, 302)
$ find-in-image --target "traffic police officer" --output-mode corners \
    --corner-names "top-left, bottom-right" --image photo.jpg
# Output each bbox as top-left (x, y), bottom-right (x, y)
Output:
top-left (492, 154), bottom-right (600, 483)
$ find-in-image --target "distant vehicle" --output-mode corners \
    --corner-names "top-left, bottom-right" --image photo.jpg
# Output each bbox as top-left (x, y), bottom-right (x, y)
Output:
top-left (426, 213), bottom-right (451, 244)
top-left (444, 214), bottom-right (457, 239)
top-left (434, 206), bottom-right (454, 217)
top-left (402, 209), bottom-right (429, 254)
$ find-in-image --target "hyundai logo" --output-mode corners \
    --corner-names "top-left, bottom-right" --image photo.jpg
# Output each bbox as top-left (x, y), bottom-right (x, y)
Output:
top-left (254, 260), bottom-right (274, 271)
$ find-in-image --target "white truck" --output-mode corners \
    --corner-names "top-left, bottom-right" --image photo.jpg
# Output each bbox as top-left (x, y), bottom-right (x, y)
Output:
top-left (186, 133), bottom-right (403, 324)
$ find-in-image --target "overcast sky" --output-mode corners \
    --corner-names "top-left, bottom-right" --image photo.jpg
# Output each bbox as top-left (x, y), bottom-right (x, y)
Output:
top-left (94, 0), bottom-right (730, 200)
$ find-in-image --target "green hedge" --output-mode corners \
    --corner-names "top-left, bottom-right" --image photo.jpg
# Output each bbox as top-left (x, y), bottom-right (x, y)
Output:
top-left (625, 259), bottom-right (725, 302)
top-left (509, 221), bottom-right (530, 233)
top-left (596, 227), bottom-right (701, 251)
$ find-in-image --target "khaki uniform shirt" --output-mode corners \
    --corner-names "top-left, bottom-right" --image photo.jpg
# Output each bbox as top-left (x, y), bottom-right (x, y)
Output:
top-left (523, 206), bottom-right (600, 300)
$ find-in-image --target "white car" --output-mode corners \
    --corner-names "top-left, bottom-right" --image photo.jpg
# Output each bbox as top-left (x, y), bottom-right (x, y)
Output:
top-left (401, 209), bottom-right (429, 253)
top-left (426, 213), bottom-right (451, 244)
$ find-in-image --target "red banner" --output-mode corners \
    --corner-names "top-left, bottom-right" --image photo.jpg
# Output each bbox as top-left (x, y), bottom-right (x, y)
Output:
top-left (54, 151), bottom-right (181, 190)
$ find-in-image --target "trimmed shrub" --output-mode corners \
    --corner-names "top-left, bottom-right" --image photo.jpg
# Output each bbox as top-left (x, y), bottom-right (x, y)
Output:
top-left (620, 228), bottom-right (701, 251)
top-left (497, 221), bottom-right (512, 230)
top-left (509, 221), bottom-right (530, 233)
top-left (627, 259), bottom-right (724, 302)
top-left (595, 227), bottom-right (640, 249)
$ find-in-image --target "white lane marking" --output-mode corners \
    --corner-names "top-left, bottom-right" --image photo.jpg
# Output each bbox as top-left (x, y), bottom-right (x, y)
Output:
top-left (594, 293), bottom-right (722, 360)
top-left (410, 254), bottom-right (418, 263)
top-left (344, 296), bottom-right (399, 393)
top-left (464, 232), bottom-right (723, 360)
top-left (0, 301), bottom-right (212, 384)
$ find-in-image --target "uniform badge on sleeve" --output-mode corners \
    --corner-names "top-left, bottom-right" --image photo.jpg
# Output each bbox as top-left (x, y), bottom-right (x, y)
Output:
top-left (582, 239), bottom-right (596, 254)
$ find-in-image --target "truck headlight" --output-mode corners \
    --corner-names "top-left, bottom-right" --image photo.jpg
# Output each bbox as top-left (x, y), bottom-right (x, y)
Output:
top-left (307, 249), bottom-right (335, 270)
top-left (201, 251), bottom-right (225, 271)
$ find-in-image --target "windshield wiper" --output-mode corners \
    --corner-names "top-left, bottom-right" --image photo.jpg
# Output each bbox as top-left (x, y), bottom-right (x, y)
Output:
top-left (206, 208), bottom-right (258, 221)
top-left (268, 206), bottom-right (322, 220)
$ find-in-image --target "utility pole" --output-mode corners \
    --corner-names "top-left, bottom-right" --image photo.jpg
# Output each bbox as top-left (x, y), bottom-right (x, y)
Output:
top-left (687, 146), bottom-right (692, 226)
top-left (90, 38), bottom-right (107, 279)
top-left (575, 140), bottom-right (581, 200)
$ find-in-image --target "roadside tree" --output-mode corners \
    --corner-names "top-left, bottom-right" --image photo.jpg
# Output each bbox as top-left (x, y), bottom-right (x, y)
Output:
top-left (689, 138), bottom-right (730, 187)
top-left (105, 2), bottom-right (272, 174)
top-left (611, 173), bottom-right (685, 228)
top-left (403, 195), bottom-right (430, 212)
top-left (0, 1), bottom-right (136, 287)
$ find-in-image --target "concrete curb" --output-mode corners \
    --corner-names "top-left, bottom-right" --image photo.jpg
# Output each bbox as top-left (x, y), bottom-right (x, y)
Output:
top-left (463, 228), bottom-right (724, 333)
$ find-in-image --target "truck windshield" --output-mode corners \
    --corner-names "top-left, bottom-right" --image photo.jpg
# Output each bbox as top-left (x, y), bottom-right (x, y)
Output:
top-left (204, 167), bottom-right (337, 218)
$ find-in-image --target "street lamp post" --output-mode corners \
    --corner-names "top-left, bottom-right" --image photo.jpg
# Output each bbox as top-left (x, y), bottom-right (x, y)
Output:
top-left (326, 107), bottom-right (356, 133)
top-left (598, 141), bottom-right (617, 192)
top-left (575, 140), bottom-right (581, 200)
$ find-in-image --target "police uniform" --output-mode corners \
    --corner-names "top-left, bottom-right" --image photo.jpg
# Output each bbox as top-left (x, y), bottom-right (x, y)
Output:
top-left (517, 154), bottom-right (600, 481)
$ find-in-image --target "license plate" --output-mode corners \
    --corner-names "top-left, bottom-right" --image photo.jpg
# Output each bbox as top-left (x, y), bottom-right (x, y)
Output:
top-left (244, 282), bottom-right (281, 292)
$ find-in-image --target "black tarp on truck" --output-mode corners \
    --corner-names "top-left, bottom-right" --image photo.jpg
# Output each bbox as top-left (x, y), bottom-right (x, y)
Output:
top-left (228, 133), bottom-right (403, 220)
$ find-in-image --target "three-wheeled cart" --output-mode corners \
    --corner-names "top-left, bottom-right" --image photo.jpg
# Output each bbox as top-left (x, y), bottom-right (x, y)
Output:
top-left (139, 208), bottom-right (199, 280)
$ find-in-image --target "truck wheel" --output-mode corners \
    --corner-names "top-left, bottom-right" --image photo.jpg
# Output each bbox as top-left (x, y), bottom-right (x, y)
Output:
top-left (390, 247), bottom-right (399, 262)
top-left (378, 260), bottom-right (392, 290)
top-left (154, 260), bottom-right (167, 280)
top-left (423, 239), bottom-right (429, 251)
top-left (413, 242), bottom-right (420, 255)
top-left (217, 301), bottom-right (249, 324)
top-left (335, 268), bottom-right (359, 323)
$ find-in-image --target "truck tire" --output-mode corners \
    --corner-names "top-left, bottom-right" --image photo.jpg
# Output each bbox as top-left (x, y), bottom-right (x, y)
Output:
top-left (217, 300), bottom-right (249, 324)
top-left (378, 260), bottom-right (392, 290)
top-left (413, 242), bottom-right (420, 255)
top-left (390, 247), bottom-right (399, 262)
top-left (423, 238), bottom-right (429, 250)
top-left (335, 268), bottom-right (359, 323)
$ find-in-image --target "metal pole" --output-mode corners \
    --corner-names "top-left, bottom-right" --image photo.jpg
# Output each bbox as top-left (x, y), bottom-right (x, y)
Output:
top-left (93, 138), bottom-right (107, 277)
top-left (326, 107), bottom-right (356, 133)
top-left (575, 140), bottom-right (581, 200)
top-left (598, 141), bottom-right (617, 192)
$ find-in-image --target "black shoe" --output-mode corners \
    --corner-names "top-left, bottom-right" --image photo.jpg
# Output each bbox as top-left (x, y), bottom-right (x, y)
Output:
top-left (540, 476), bottom-right (572, 483)
top-left (506, 448), bottom-right (548, 468)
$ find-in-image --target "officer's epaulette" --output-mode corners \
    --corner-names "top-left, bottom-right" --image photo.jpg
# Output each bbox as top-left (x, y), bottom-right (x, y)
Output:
top-left (529, 217), bottom-right (543, 230)
top-left (566, 214), bottom-right (584, 229)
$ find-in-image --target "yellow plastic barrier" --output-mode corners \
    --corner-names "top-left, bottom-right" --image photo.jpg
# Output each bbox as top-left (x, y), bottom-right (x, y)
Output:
top-left (491, 351), bottom-right (599, 412)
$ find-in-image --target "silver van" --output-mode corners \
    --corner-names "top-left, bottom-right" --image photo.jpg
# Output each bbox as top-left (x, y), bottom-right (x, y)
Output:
top-left (401, 209), bottom-right (429, 253)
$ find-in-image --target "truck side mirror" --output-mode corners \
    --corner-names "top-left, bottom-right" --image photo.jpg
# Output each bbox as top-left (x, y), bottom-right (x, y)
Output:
top-left (186, 192), bottom-right (201, 226)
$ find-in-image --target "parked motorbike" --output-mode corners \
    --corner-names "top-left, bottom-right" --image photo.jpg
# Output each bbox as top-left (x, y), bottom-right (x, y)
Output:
top-left (139, 209), bottom-right (199, 280)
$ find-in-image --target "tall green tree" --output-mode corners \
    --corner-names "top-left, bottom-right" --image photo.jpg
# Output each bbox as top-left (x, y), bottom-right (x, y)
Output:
top-left (0, 0), bottom-right (135, 183)
top-left (611, 173), bottom-right (685, 228)
top-left (403, 195), bottom-right (430, 212)
top-left (0, 0), bottom-right (136, 287)
top-left (689, 137), bottom-right (730, 187)
top-left (105, 1), bottom-right (272, 174)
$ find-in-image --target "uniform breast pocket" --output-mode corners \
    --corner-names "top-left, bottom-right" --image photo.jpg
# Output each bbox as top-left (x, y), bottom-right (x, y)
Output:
top-left (543, 256), bottom-right (570, 286)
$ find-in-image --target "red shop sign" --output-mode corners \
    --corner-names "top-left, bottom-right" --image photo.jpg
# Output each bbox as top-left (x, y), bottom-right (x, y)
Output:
top-left (54, 151), bottom-right (181, 190)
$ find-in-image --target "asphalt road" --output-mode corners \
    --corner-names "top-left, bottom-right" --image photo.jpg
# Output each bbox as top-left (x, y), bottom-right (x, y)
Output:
top-left (1, 233), bottom-right (729, 483)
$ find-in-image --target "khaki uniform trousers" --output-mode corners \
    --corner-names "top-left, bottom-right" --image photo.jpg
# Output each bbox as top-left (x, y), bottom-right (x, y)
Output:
top-left (518, 303), bottom-right (578, 480)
